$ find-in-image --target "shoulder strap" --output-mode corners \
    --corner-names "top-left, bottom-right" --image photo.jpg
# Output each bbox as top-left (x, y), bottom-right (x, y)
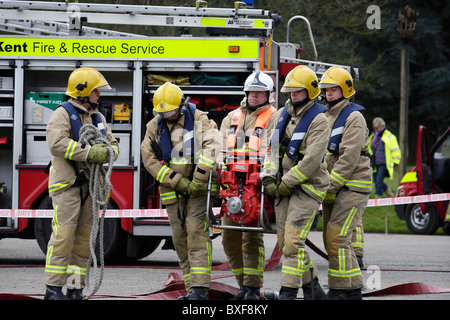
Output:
top-left (285, 103), bottom-right (328, 159)
top-left (248, 106), bottom-right (276, 151)
top-left (226, 108), bottom-right (245, 149)
top-left (328, 103), bottom-right (366, 154)
top-left (59, 101), bottom-right (82, 141)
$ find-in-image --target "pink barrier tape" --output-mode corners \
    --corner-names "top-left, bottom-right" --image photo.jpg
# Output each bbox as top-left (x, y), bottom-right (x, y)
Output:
top-left (1, 193), bottom-right (449, 218)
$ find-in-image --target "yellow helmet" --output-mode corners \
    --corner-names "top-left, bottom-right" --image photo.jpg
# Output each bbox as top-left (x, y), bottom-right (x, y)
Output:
top-left (66, 68), bottom-right (111, 100)
top-left (153, 82), bottom-right (184, 117)
top-left (318, 66), bottom-right (355, 98)
top-left (281, 65), bottom-right (320, 99)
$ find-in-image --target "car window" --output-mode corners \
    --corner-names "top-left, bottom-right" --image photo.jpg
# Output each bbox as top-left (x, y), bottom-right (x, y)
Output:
top-left (434, 134), bottom-right (450, 159)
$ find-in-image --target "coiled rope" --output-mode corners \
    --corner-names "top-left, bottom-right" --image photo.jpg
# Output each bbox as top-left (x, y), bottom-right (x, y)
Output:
top-left (78, 124), bottom-right (114, 299)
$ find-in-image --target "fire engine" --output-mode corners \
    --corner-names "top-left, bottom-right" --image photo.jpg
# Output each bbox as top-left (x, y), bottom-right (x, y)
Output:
top-left (0, 0), bottom-right (360, 261)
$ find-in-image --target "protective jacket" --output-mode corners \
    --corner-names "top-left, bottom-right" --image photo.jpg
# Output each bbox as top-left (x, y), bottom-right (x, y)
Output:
top-left (46, 98), bottom-right (119, 196)
top-left (368, 129), bottom-right (401, 179)
top-left (141, 106), bottom-right (221, 205)
top-left (262, 99), bottom-right (330, 202)
top-left (324, 99), bottom-right (372, 194)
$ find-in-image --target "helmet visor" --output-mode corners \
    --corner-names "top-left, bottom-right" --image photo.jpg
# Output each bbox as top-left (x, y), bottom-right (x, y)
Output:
top-left (153, 108), bottom-right (179, 119)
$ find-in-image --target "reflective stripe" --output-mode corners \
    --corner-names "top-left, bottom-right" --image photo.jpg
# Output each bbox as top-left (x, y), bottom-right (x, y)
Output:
top-left (328, 247), bottom-right (362, 278)
top-left (352, 226), bottom-right (364, 249)
top-left (340, 207), bottom-right (357, 237)
top-left (156, 165), bottom-right (170, 183)
top-left (199, 154), bottom-right (215, 168)
top-left (67, 265), bottom-right (87, 275)
top-left (302, 183), bottom-right (326, 200)
top-left (48, 183), bottom-right (69, 193)
top-left (160, 191), bottom-right (177, 201)
top-left (330, 170), bottom-right (347, 186)
top-left (331, 170), bottom-right (371, 189)
top-left (111, 145), bottom-right (119, 156)
top-left (291, 166), bottom-right (307, 183)
top-left (300, 211), bottom-right (316, 240)
top-left (64, 140), bottom-right (77, 160)
top-left (231, 267), bottom-right (244, 277)
top-left (170, 158), bottom-right (189, 165)
top-left (45, 265), bottom-right (67, 274)
top-left (346, 179), bottom-right (372, 189)
top-left (263, 161), bottom-right (278, 172)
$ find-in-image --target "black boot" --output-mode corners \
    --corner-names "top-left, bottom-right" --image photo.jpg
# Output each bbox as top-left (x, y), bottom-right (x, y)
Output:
top-left (327, 288), bottom-right (362, 300)
top-left (233, 286), bottom-right (248, 300)
top-left (302, 278), bottom-right (327, 300)
top-left (186, 287), bottom-right (209, 300)
top-left (243, 287), bottom-right (260, 300)
top-left (44, 285), bottom-right (68, 300)
top-left (66, 288), bottom-right (85, 300)
top-left (278, 286), bottom-right (298, 300)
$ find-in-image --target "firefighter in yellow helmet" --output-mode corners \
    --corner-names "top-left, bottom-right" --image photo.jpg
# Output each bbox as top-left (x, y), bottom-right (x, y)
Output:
top-left (219, 71), bottom-right (277, 300)
top-left (141, 82), bottom-right (221, 300)
top-left (44, 68), bottom-right (119, 299)
top-left (319, 66), bottom-right (372, 300)
top-left (261, 65), bottom-right (329, 299)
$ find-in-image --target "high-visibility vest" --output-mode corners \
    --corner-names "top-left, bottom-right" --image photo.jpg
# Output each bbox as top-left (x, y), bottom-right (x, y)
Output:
top-left (59, 101), bottom-right (106, 141)
top-left (270, 103), bottom-right (328, 159)
top-left (328, 103), bottom-right (365, 154)
top-left (157, 103), bottom-right (196, 161)
top-left (226, 106), bottom-right (276, 151)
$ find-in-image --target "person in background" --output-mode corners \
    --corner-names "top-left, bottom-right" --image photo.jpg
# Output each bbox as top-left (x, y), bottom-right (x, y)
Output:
top-left (369, 117), bottom-right (401, 199)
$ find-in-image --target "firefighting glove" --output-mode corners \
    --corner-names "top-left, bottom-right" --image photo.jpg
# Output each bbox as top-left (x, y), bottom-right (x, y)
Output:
top-left (323, 192), bottom-right (336, 204)
top-left (188, 177), bottom-right (208, 196)
top-left (88, 144), bottom-right (109, 164)
top-left (175, 177), bottom-right (191, 194)
top-left (277, 181), bottom-right (292, 198)
top-left (262, 177), bottom-right (277, 198)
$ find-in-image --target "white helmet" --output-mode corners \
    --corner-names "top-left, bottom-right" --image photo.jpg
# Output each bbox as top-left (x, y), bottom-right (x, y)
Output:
top-left (244, 71), bottom-right (275, 103)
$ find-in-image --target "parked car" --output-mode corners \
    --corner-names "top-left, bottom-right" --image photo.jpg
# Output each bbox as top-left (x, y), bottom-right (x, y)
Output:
top-left (395, 125), bottom-right (450, 234)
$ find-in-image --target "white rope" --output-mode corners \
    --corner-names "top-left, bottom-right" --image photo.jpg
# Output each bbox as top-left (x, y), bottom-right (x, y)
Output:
top-left (77, 124), bottom-right (114, 299)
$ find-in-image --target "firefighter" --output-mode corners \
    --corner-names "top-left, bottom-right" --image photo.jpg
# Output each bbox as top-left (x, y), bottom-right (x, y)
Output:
top-left (319, 66), bottom-right (372, 300)
top-left (261, 65), bottom-right (329, 300)
top-left (44, 68), bottom-right (119, 300)
top-left (141, 82), bottom-right (221, 300)
top-left (219, 71), bottom-right (277, 300)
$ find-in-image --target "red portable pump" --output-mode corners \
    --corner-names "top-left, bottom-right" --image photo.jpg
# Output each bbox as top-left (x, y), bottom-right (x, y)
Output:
top-left (217, 151), bottom-right (274, 227)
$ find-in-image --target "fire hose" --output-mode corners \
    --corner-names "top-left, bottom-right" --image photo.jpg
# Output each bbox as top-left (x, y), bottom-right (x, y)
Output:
top-left (77, 124), bottom-right (114, 299)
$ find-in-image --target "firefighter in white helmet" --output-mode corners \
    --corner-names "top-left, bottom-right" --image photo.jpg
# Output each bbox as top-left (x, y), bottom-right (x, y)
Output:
top-left (44, 68), bottom-right (119, 300)
top-left (319, 66), bottom-right (372, 300)
top-left (141, 82), bottom-right (221, 300)
top-left (219, 71), bottom-right (277, 300)
top-left (261, 65), bottom-right (329, 299)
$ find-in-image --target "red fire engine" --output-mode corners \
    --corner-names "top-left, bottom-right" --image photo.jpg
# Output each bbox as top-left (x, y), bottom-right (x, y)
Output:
top-left (0, 1), bottom-right (360, 261)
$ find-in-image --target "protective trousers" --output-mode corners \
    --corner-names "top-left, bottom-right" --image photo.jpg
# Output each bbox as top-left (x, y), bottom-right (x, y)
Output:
top-left (322, 188), bottom-right (369, 290)
top-left (275, 189), bottom-right (319, 288)
top-left (45, 184), bottom-right (93, 288)
top-left (221, 216), bottom-right (265, 288)
top-left (166, 194), bottom-right (212, 292)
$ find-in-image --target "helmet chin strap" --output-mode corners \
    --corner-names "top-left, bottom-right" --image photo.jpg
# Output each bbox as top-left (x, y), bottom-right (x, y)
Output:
top-left (326, 96), bottom-right (345, 106)
top-left (291, 96), bottom-right (310, 108)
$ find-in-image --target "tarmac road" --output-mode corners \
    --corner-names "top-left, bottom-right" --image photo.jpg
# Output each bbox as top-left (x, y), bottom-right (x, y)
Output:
top-left (0, 231), bottom-right (449, 301)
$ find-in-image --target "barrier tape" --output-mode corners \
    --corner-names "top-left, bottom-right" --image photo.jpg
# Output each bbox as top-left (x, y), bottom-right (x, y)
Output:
top-left (1, 193), bottom-right (449, 219)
